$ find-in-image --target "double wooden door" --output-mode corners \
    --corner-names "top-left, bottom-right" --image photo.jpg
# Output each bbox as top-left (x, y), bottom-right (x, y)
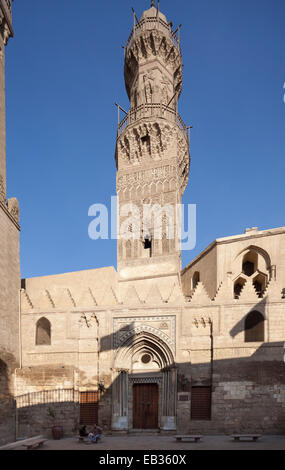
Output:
top-left (133, 383), bottom-right (158, 429)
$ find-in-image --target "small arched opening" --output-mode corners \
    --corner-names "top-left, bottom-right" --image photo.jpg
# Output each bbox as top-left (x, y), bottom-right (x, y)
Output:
top-left (36, 317), bottom-right (51, 345)
top-left (192, 271), bottom-right (200, 290)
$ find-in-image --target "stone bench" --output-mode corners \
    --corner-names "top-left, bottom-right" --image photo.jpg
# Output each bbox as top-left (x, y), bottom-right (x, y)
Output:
top-left (22, 438), bottom-right (48, 450)
top-left (231, 434), bottom-right (262, 442)
top-left (175, 435), bottom-right (202, 443)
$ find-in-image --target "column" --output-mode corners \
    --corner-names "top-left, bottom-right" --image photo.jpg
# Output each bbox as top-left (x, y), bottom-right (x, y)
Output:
top-left (161, 367), bottom-right (177, 430)
top-left (111, 369), bottom-right (129, 431)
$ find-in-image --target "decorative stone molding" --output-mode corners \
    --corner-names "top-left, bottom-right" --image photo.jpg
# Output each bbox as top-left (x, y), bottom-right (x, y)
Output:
top-left (67, 288), bottom-right (76, 307)
top-left (113, 315), bottom-right (176, 350)
top-left (118, 121), bottom-right (177, 166)
top-left (192, 316), bottom-right (212, 329)
top-left (117, 164), bottom-right (176, 191)
top-left (125, 30), bottom-right (182, 98)
top-left (21, 289), bottom-right (34, 310)
top-left (7, 197), bottom-right (19, 223)
top-left (79, 312), bottom-right (98, 329)
top-left (45, 289), bottom-right (55, 309)
top-left (115, 324), bottom-right (175, 351)
top-left (0, 175), bottom-right (5, 203)
top-left (129, 376), bottom-right (162, 383)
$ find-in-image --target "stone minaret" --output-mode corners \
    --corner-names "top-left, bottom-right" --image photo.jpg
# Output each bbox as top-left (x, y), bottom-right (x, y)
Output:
top-left (0, 0), bottom-right (13, 202)
top-left (0, 0), bottom-right (20, 446)
top-left (116, 2), bottom-right (190, 282)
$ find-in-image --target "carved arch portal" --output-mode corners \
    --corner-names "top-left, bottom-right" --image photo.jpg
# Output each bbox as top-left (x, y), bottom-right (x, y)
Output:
top-left (111, 330), bottom-right (177, 432)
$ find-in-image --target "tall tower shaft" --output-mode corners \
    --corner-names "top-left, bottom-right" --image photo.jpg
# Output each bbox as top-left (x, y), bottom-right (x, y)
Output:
top-left (116, 4), bottom-right (190, 282)
top-left (0, 0), bottom-right (13, 202)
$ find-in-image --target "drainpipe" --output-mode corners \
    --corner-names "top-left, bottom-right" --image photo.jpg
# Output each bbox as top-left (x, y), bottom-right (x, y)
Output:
top-left (209, 318), bottom-right (213, 417)
top-left (18, 289), bottom-right (22, 369)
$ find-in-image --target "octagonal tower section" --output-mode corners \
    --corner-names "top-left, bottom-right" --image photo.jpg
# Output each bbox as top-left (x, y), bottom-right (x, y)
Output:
top-left (115, 4), bottom-right (190, 282)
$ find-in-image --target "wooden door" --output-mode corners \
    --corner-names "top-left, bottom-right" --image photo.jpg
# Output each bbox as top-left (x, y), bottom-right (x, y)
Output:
top-left (133, 383), bottom-right (158, 429)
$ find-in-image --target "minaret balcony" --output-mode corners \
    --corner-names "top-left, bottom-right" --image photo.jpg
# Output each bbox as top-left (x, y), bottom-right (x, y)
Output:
top-left (117, 103), bottom-right (190, 144)
top-left (0, 0), bottom-right (13, 38)
top-left (126, 14), bottom-right (180, 56)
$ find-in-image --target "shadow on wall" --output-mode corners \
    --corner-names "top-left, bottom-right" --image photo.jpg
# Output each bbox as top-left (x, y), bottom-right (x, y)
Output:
top-left (230, 296), bottom-right (268, 339)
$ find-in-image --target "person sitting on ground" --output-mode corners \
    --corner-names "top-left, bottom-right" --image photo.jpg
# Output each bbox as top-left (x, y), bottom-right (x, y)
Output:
top-left (88, 423), bottom-right (102, 443)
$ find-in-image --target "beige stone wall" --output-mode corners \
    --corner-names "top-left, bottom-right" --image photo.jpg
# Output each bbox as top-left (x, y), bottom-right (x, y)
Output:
top-left (0, 203), bottom-right (20, 445)
top-left (216, 228), bottom-right (285, 287)
top-left (182, 227), bottom-right (285, 301)
top-left (0, 205), bottom-right (20, 361)
top-left (181, 243), bottom-right (217, 298)
top-left (0, 30), bottom-right (6, 201)
top-left (16, 226), bottom-right (285, 436)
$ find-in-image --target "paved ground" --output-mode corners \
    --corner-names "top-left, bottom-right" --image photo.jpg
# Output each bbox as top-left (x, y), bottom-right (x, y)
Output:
top-left (12, 434), bottom-right (285, 451)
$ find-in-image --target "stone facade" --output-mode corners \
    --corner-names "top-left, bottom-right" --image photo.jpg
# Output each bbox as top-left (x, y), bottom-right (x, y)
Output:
top-left (1, 2), bottom-right (285, 445)
top-left (0, 0), bottom-right (20, 446)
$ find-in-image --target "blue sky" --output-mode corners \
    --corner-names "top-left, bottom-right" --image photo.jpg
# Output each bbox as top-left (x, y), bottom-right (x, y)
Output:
top-left (5, 0), bottom-right (285, 279)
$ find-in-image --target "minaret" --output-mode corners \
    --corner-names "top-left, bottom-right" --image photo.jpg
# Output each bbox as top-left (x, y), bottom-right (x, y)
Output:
top-left (0, 0), bottom-right (13, 202)
top-left (115, 2), bottom-right (190, 281)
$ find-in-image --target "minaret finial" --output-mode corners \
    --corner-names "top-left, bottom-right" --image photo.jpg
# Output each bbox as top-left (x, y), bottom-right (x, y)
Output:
top-left (151, 0), bottom-right (155, 7)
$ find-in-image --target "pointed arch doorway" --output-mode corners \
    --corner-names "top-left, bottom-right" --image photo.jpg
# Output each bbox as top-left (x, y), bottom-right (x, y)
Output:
top-left (112, 330), bottom-right (177, 432)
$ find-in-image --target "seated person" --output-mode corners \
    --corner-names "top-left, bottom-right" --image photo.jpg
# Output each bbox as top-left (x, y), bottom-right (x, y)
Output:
top-left (88, 423), bottom-right (102, 443)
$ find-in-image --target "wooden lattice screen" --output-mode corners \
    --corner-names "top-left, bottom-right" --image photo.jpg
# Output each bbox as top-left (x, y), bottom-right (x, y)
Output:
top-left (191, 387), bottom-right (211, 420)
top-left (79, 391), bottom-right (99, 425)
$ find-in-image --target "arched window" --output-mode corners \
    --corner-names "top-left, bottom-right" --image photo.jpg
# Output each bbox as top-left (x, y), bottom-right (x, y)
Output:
top-left (245, 311), bottom-right (264, 342)
top-left (192, 272), bottom-right (200, 290)
top-left (36, 317), bottom-right (51, 345)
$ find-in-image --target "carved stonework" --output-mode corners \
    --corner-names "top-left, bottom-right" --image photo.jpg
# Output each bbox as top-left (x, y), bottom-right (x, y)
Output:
top-left (117, 6), bottom-right (190, 273)
top-left (0, 175), bottom-right (5, 203)
top-left (125, 30), bottom-right (182, 99)
top-left (113, 315), bottom-right (176, 351)
top-left (7, 197), bottom-right (19, 223)
top-left (117, 164), bottom-right (176, 191)
top-left (118, 122), bottom-right (177, 166)
top-left (79, 312), bottom-right (98, 329)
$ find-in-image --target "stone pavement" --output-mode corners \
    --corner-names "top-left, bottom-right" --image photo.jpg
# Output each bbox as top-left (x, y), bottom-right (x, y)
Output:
top-left (9, 434), bottom-right (285, 451)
